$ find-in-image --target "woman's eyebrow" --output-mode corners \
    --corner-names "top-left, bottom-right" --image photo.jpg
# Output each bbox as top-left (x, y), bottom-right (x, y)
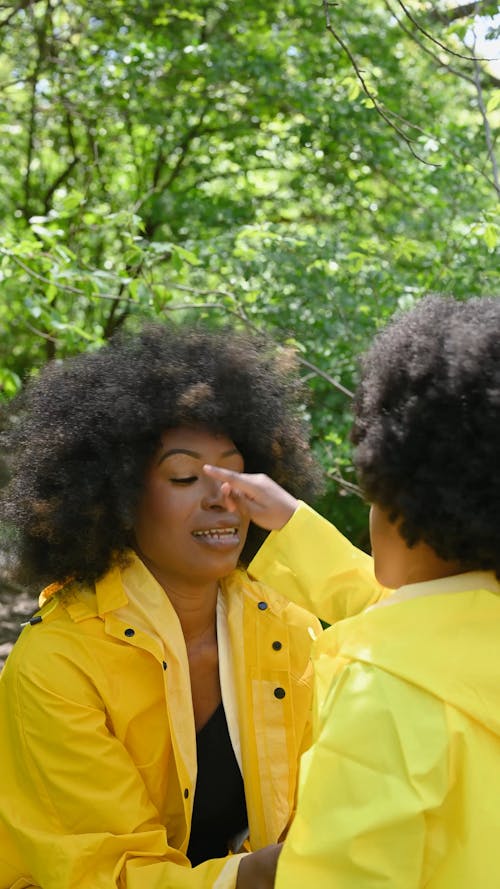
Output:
top-left (157, 447), bottom-right (240, 465)
top-left (157, 448), bottom-right (198, 465)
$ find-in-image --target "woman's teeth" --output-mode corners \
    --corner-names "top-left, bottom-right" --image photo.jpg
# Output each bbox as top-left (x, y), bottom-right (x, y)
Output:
top-left (192, 528), bottom-right (238, 539)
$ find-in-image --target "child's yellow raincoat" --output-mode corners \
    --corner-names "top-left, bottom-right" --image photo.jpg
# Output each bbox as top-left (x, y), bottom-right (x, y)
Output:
top-left (251, 503), bottom-right (500, 888)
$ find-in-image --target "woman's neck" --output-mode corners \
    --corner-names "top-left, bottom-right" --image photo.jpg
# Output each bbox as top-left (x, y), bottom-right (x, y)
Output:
top-left (141, 558), bottom-right (219, 642)
top-left (168, 585), bottom-right (219, 643)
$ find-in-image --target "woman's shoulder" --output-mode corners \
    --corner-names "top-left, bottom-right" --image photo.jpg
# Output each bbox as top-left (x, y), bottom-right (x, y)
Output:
top-left (1, 579), bottom-right (115, 689)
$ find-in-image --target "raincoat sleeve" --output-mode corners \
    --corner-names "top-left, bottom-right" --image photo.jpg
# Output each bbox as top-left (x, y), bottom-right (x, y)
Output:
top-left (1, 648), bottom-right (244, 889)
top-left (249, 501), bottom-right (389, 624)
top-left (275, 661), bottom-right (451, 889)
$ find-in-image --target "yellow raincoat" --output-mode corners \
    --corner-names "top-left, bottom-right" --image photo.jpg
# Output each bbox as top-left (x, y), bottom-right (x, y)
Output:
top-left (0, 551), bottom-right (322, 889)
top-left (250, 503), bottom-right (500, 888)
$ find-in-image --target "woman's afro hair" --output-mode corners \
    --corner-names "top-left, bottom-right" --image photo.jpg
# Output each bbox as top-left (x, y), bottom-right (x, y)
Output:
top-left (2, 322), bottom-right (322, 586)
top-left (351, 294), bottom-right (500, 575)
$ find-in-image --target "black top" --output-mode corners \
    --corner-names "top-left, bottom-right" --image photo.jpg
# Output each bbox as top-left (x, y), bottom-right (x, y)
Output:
top-left (187, 701), bottom-right (248, 866)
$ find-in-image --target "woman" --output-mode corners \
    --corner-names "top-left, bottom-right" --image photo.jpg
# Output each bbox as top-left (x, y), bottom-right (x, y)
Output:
top-left (0, 322), bottom-right (323, 889)
top-left (206, 295), bottom-right (500, 888)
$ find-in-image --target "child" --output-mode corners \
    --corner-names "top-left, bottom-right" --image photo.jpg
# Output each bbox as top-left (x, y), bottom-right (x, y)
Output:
top-left (204, 295), bottom-right (500, 888)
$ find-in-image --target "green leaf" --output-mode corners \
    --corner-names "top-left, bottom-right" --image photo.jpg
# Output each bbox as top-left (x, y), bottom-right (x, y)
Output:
top-left (486, 91), bottom-right (500, 114)
top-left (0, 368), bottom-right (21, 399)
top-left (483, 223), bottom-right (499, 251)
top-left (172, 244), bottom-right (201, 266)
top-left (59, 190), bottom-right (85, 213)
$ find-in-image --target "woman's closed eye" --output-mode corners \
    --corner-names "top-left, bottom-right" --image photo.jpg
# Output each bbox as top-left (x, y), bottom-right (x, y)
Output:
top-left (170, 476), bottom-right (198, 485)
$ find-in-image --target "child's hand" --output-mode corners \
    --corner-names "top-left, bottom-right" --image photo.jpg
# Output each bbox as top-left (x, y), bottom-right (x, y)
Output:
top-left (236, 843), bottom-right (283, 889)
top-left (203, 466), bottom-right (298, 530)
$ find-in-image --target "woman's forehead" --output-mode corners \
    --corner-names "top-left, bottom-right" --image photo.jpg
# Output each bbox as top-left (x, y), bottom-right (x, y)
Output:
top-left (157, 426), bottom-right (240, 459)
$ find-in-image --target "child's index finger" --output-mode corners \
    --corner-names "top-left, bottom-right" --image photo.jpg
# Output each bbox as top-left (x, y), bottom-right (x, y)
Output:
top-left (203, 463), bottom-right (234, 476)
top-left (203, 464), bottom-right (243, 484)
top-left (203, 464), bottom-right (258, 498)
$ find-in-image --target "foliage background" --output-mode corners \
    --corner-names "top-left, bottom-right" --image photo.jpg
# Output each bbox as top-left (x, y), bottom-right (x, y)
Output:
top-left (1, 0), bottom-right (499, 549)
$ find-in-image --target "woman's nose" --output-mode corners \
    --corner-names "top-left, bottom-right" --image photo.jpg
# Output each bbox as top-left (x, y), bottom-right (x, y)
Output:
top-left (201, 478), bottom-right (225, 509)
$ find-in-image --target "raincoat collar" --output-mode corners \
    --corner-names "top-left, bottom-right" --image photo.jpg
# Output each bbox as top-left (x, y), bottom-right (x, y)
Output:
top-left (369, 570), bottom-right (500, 609)
top-left (37, 559), bottom-right (129, 620)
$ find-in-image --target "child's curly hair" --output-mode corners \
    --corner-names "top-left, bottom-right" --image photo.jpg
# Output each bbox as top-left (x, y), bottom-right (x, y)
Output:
top-left (351, 295), bottom-right (500, 575)
top-left (2, 322), bottom-right (322, 585)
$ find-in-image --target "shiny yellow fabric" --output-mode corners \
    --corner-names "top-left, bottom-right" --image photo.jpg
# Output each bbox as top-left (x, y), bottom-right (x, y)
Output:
top-left (251, 504), bottom-right (500, 888)
top-left (0, 552), bottom-right (320, 889)
top-left (250, 501), bottom-right (386, 622)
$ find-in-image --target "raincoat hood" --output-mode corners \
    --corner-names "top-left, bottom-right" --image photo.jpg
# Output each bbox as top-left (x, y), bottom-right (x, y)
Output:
top-left (315, 570), bottom-right (500, 738)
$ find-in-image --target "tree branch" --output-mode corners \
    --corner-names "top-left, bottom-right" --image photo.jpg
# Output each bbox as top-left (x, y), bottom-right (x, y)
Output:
top-left (162, 299), bottom-right (252, 324)
top-left (42, 159), bottom-right (78, 213)
top-left (162, 298), bottom-right (354, 398)
top-left (471, 44), bottom-right (500, 198)
top-left (23, 0), bottom-right (52, 220)
top-left (20, 319), bottom-right (58, 344)
top-left (162, 281), bottom-right (242, 300)
top-left (383, 0), bottom-right (477, 85)
top-left (393, 0), bottom-right (484, 61)
top-left (431, 1), bottom-right (496, 23)
top-left (42, 110), bottom-right (79, 213)
top-left (297, 357), bottom-right (354, 398)
top-left (0, 251), bottom-right (137, 303)
top-left (326, 468), bottom-right (363, 498)
top-left (143, 103), bottom-right (211, 237)
top-left (387, 0), bottom-right (500, 88)
top-left (102, 298), bottom-right (131, 339)
top-left (322, 1), bottom-right (438, 165)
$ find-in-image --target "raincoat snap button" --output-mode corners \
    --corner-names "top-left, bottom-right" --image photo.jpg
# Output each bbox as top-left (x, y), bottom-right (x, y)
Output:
top-left (274, 687), bottom-right (286, 699)
top-left (124, 628), bottom-right (135, 637)
top-left (184, 788), bottom-right (189, 799)
top-left (272, 641), bottom-right (282, 651)
top-left (162, 661), bottom-right (168, 670)
top-left (257, 601), bottom-right (268, 610)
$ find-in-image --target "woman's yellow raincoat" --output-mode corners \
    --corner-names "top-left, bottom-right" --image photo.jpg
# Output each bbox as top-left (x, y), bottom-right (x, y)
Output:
top-left (251, 503), bottom-right (500, 888)
top-left (0, 551), bottom-right (323, 889)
